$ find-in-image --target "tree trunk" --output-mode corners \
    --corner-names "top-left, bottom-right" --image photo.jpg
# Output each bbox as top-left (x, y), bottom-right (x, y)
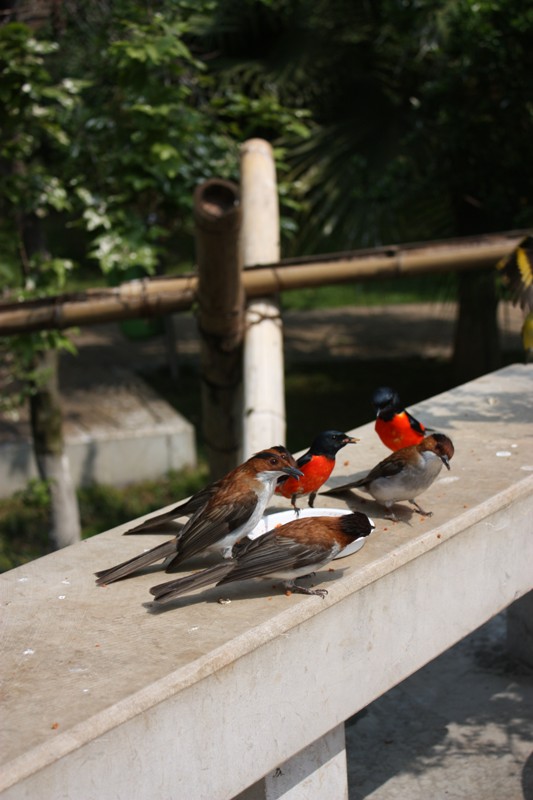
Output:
top-left (29, 346), bottom-right (81, 549)
top-left (194, 179), bottom-right (244, 480)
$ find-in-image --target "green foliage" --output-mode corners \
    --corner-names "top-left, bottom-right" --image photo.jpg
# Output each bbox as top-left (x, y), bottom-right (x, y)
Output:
top-left (0, 331), bottom-right (77, 415)
top-left (70, 12), bottom-right (227, 274)
top-left (200, 0), bottom-right (533, 251)
top-left (410, 0), bottom-right (533, 232)
top-left (0, 23), bottom-right (82, 285)
top-left (1, 6), bottom-right (312, 284)
top-left (0, 6), bottom-right (311, 413)
top-left (54, 2), bottom-right (311, 274)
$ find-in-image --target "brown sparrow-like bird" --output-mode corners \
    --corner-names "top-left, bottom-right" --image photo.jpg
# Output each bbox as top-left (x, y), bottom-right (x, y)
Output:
top-left (95, 447), bottom-right (303, 585)
top-left (150, 511), bottom-right (374, 604)
top-left (322, 433), bottom-right (454, 520)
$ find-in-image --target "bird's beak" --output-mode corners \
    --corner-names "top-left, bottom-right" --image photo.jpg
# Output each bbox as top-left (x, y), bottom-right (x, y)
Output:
top-left (345, 436), bottom-right (360, 444)
top-left (441, 455), bottom-right (451, 470)
top-left (283, 465), bottom-right (304, 480)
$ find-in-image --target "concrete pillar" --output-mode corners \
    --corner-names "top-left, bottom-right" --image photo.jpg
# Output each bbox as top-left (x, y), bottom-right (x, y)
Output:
top-left (234, 724), bottom-right (348, 800)
top-left (240, 138), bottom-right (286, 458)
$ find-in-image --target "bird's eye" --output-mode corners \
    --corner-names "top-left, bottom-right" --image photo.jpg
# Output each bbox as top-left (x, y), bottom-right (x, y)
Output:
top-left (269, 456), bottom-right (279, 466)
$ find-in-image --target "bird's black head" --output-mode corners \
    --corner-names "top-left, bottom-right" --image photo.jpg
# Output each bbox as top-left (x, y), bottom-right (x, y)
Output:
top-left (339, 512), bottom-right (374, 540)
top-left (308, 430), bottom-right (358, 458)
top-left (372, 386), bottom-right (402, 418)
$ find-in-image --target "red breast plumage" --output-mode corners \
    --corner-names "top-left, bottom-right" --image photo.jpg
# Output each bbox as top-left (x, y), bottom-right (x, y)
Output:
top-left (276, 430), bottom-right (359, 510)
top-left (95, 446), bottom-right (303, 585)
top-left (149, 511), bottom-right (374, 604)
top-left (372, 386), bottom-right (428, 451)
top-left (322, 433), bottom-right (454, 520)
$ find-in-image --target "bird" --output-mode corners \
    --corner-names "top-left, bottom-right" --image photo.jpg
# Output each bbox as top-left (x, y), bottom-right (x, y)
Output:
top-left (372, 386), bottom-right (430, 451)
top-left (95, 447), bottom-right (303, 585)
top-left (276, 430), bottom-right (359, 511)
top-left (122, 445), bottom-right (295, 537)
top-left (496, 235), bottom-right (533, 361)
top-left (496, 235), bottom-right (533, 312)
top-left (149, 511), bottom-right (374, 604)
top-left (321, 433), bottom-right (454, 520)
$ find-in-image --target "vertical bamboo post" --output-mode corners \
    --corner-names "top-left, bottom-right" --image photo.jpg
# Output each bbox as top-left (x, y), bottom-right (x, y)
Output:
top-left (194, 179), bottom-right (243, 480)
top-left (240, 139), bottom-right (286, 459)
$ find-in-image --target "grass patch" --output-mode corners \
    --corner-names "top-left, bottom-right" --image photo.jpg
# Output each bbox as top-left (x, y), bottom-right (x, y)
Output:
top-left (281, 273), bottom-right (457, 311)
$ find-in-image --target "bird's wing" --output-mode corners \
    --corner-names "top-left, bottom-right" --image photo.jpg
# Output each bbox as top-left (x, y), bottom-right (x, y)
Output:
top-left (364, 454), bottom-right (406, 482)
top-left (296, 450), bottom-right (313, 468)
top-left (405, 410), bottom-right (428, 435)
top-left (223, 532), bottom-right (329, 583)
top-left (497, 236), bottom-right (533, 311)
top-left (164, 493), bottom-right (258, 570)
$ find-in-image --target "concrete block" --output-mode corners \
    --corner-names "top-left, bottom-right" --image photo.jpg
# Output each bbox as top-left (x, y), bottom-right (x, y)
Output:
top-left (0, 368), bottom-right (196, 496)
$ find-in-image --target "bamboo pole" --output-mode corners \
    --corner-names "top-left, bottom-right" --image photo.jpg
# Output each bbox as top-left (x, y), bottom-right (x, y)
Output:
top-left (0, 278), bottom-right (198, 335)
top-left (239, 139), bottom-right (286, 459)
top-left (0, 231), bottom-right (528, 336)
top-left (194, 179), bottom-right (244, 479)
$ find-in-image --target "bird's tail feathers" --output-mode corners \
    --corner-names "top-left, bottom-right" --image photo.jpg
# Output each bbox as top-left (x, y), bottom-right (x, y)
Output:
top-left (321, 477), bottom-right (365, 495)
top-left (150, 563), bottom-right (234, 604)
top-left (95, 540), bottom-right (178, 585)
top-left (123, 510), bottom-right (187, 535)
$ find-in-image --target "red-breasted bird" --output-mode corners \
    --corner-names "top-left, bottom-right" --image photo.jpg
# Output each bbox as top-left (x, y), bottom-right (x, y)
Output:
top-left (149, 511), bottom-right (374, 604)
top-left (276, 430), bottom-right (359, 510)
top-left (372, 386), bottom-right (430, 451)
top-left (95, 447), bottom-right (303, 585)
top-left (322, 433), bottom-right (454, 520)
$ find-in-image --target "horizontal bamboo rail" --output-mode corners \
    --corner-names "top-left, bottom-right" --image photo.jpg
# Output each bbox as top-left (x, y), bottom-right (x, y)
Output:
top-left (0, 230), bottom-right (528, 335)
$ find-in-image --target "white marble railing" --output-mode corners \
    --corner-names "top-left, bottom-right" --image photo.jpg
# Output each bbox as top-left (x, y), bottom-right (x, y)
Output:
top-left (1, 364), bottom-right (532, 800)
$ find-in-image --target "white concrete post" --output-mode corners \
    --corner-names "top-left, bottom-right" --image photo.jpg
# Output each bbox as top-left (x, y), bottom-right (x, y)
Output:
top-left (234, 724), bottom-right (348, 800)
top-left (240, 138), bottom-right (286, 458)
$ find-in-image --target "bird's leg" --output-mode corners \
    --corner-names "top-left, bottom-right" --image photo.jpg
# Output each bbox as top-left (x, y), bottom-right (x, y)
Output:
top-left (410, 499), bottom-right (433, 517)
top-left (291, 495), bottom-right (301, 515)
top-left (308, 491), bottom-right (317, 508)
top-left (285, 581), bottom-right (328, 598)
top-left (383, 505), bottom-right (399, 522)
